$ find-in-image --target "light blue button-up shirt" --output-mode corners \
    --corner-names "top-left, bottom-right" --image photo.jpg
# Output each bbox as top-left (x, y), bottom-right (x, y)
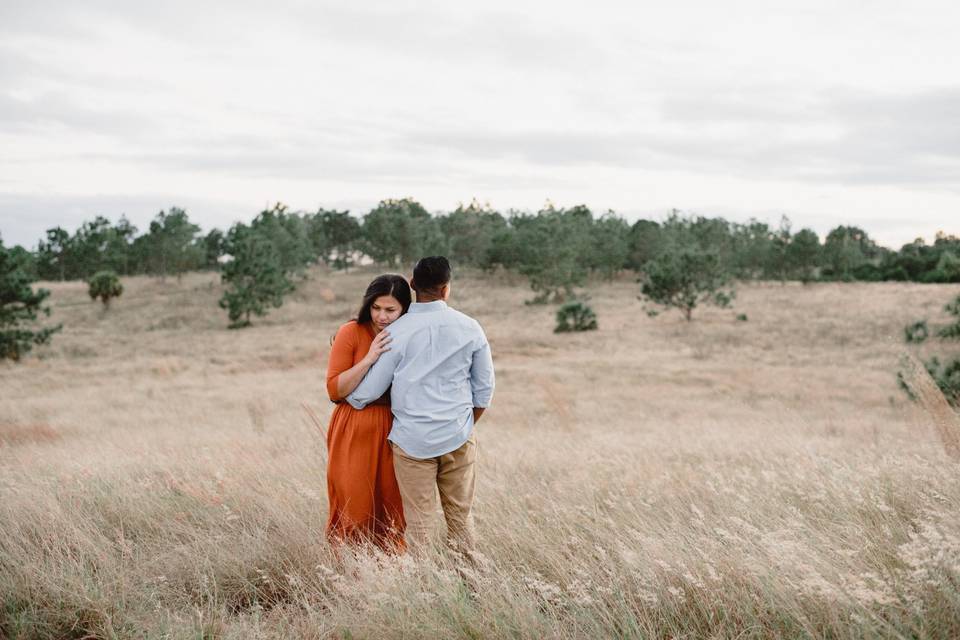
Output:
top-left (346, 300), bottom-right (495, 459)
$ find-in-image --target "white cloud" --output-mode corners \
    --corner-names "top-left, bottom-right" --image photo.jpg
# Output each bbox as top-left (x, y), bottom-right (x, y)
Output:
top-left (1, 0), bottom-right (959, 248)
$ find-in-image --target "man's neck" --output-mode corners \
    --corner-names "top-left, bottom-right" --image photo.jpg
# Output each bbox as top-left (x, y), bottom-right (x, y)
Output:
top-left (415, 296), bottom-right (443, 304)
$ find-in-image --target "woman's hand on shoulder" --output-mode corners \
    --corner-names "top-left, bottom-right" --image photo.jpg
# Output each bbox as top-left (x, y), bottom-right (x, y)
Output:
top-left (362, 330), bottom-right (392, 366)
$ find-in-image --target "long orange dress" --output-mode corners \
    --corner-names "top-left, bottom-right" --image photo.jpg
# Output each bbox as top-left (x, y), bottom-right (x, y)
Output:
top-left (325, 320), bottom-right (405, 551)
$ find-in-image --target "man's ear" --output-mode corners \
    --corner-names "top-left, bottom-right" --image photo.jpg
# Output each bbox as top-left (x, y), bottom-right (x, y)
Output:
top-left (442, 283), bottom-right (451, 300)
top-left (409, 278), bottom-right (417, 292)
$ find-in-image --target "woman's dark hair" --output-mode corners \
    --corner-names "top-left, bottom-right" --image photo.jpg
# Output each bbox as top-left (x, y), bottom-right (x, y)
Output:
top-left (357, 274), bottom-right (412, 324)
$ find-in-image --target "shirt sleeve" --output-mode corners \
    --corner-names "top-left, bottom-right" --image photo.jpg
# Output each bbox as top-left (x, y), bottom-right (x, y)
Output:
top-left (326, 323), bottom-right (357, 402)
top-left (346, 343), bottom-right (400, 410)
top-left (470, 327), bottom-right (495, 408)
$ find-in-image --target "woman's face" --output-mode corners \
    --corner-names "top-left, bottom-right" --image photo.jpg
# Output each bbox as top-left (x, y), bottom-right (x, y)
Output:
top-left (370, 295), bottom-right (403, 331)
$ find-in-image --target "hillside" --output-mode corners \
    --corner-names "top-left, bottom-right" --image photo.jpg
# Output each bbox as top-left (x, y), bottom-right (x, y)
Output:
top-left (2, 270), bottom-right (959, 638)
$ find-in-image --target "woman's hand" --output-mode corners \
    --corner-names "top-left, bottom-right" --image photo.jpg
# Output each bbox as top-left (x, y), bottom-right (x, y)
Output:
top-left (362, 330), bottom-right (392, 366)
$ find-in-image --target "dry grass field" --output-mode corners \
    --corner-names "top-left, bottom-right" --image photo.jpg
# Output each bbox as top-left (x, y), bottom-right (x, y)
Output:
top-left (2, 268), bottom-right (960, 639)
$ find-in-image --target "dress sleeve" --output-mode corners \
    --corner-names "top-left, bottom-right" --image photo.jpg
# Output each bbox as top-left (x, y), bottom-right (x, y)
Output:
top-left (346, 344), bottom-right (400, 410)
top-left (326, 322), bottom-right (357, 401)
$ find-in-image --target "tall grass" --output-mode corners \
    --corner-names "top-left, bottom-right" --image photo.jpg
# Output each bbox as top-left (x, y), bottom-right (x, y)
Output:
top-left (2, 272), bottom-right (959, 638)
top-left (899, 352), bottom-right (960, 460)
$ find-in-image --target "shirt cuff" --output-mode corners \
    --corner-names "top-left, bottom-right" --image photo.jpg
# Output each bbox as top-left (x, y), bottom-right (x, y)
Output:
top-left (472, 394), bottom-right (492, 408)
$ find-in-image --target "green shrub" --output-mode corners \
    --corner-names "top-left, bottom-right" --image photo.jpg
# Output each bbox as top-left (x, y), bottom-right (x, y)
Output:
top-left (904, 320), bottom-right (929, 344)
top-left (554, 301), bottom-right (598, 333)
top-left (87, 270), bottom-right (123, 307)
top-left (851, 263), bottom-right (883, 281)
top-left (899, 356), bottom-right (960, 407)
top-left (736, 313), bottom-right (748, 322)
top-left (883, 265), bottom-right (909, 281)
top-left (922, 252), bottom-right (960, 283)
top-left (936, 357), bottom-right (960, 406)
top-left (939, 295), bottom-right (960, 339)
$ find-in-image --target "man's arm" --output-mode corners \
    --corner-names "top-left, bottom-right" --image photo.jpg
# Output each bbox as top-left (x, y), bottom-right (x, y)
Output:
top-left (469, 330), bottom-right (495, 420)
top-left (346, 347), bottom-right (400, 410)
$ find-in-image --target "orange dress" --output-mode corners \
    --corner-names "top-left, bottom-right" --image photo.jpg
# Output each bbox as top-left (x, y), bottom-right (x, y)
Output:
top-left (325, 320), bottom-right (405, 551)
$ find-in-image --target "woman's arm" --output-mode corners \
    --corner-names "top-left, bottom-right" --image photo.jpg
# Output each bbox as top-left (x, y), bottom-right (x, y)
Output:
top-left (326, 324), bottom-right (356, 402)
top-left (336, 330), bottom-right (391, 398)
top-left (326, 325), bottom-right (392, 401)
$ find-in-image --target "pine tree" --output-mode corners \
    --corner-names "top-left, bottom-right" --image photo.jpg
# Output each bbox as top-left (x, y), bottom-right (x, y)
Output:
top-left (143, 208), bottom-right (202, 280)
top-left (638, 214), bottom-right (735, 321)
top-left (0, 236), bottom-right (61, 360)
top-left (640, 247), bottom-right (734, 321)
top-left (36, 227), bottom-right (71, 281)
top-left (218, 225), bottom-right (294, 328)
top-left (440, 199), bottom-right (508, 269)
top-left (362, 198), bottom-right (446, 267)
top-left (313, 209), bottom-right (362, 270)
top-left (787, 228), bottom-right (821, 284)
top-left (511, 204), bottom-right (592, 304)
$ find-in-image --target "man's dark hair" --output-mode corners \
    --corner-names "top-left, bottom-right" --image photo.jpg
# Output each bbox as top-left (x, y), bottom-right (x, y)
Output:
top-left (412, 256), bottom-right (451, 295)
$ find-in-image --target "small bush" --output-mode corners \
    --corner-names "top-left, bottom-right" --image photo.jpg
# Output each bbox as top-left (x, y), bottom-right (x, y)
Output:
top-left (939, 295), bottom-right (960, 339)
top-left (904, 320), bottom-right (929, 344)
top-left (736, 313), bottom-right (748, 322)
top-left (554, 301), bottom-right (597, 333)
top-left (937, 358), bottom-right (960, 406)
top-left (88, 271), bottom-right (123, 307)
top-left (898, 356), bottom-right (960, 407)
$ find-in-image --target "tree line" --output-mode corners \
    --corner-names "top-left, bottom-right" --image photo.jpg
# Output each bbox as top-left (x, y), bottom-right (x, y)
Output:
top-left (6, 200), bottom-right (958, 288)
top-left (2, 198), bottom-right (959, 354)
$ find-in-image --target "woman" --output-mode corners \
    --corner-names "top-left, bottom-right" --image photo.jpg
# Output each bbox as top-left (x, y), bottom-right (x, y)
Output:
top-left (325, 274), bottom-right (410, 551)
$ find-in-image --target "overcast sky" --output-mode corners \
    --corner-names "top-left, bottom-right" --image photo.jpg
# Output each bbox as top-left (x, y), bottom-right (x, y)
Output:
top-left (1, 0), bottom-right (959, 249)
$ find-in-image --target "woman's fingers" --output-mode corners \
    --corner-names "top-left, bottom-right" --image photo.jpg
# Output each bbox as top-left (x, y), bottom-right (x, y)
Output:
top-left (369, 331), bottom-right (392, 357)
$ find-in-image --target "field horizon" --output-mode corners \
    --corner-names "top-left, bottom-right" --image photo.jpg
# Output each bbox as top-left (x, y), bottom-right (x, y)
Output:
top-left (2, 268), bottom-right (960, 639)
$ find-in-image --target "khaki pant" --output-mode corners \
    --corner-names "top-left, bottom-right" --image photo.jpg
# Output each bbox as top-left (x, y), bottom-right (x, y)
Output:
top-left (390, 433), bottom-right (477, 553)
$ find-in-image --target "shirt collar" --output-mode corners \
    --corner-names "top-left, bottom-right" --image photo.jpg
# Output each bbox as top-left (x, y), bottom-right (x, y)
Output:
top-left (408, 300), bottom-right (447, 314)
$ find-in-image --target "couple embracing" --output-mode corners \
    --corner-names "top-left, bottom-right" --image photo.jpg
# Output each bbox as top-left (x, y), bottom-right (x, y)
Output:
top-left (324, 256), bottom-right (495, 556)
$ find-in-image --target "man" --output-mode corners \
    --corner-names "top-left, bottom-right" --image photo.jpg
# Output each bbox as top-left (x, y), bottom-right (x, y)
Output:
top-left (347, 256), bottom-right (494, 554)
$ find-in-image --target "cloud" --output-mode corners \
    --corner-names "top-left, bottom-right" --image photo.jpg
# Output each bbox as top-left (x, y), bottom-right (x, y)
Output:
top-left (0, 91), bottom-right (157, 137)
top-left (0, 192), bottom-right (252, 249)
top-left (402, 86), bottom-right (960, 189)
top-left (2, 0), bottom-right (959, 249)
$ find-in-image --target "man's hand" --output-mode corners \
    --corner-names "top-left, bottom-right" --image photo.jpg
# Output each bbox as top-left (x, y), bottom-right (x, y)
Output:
top-left (473, 407), bottom-right (485, 424)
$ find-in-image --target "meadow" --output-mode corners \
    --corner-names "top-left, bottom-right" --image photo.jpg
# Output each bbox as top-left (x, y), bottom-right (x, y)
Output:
top-left (2, 268), bottom-right (960, 639)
